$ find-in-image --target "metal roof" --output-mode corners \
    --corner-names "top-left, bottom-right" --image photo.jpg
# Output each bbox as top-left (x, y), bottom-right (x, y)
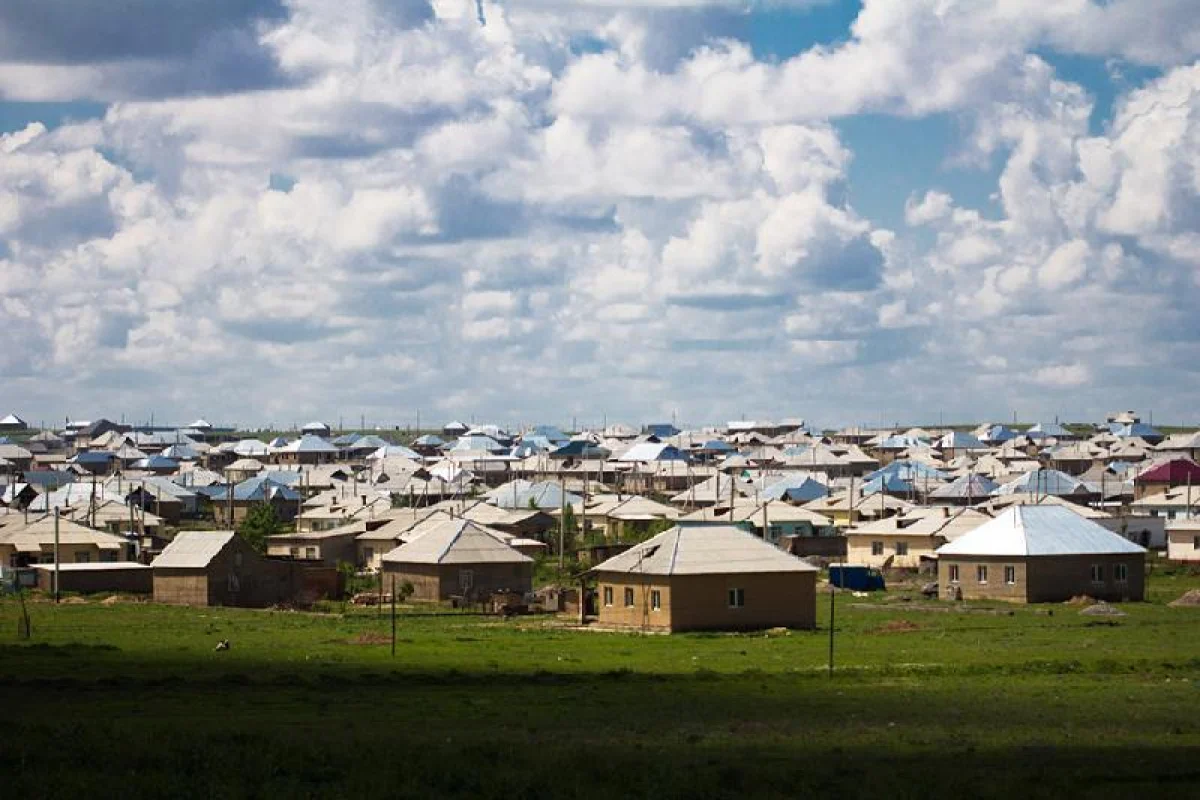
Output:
top-left (592, 522), bottom-right (817, 576)
top-left (936, 506), bottom-right (1145, 557)
top-left (381, 519), bottom-right (531, 565)
top-left (151, 530), bottom-right (236, 568)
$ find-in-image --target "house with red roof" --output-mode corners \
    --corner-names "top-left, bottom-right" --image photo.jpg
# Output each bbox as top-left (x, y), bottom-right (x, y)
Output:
top-left (1134, 458), bottom-right (1200, 500)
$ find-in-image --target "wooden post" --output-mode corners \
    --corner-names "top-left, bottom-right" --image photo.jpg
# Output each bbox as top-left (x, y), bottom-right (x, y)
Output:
top-left (390, 576), bottom-right (397, 658)
top-left (53, 507), bottom-right (61, 603)
top-left (827, 565), bottom-right (835, 677)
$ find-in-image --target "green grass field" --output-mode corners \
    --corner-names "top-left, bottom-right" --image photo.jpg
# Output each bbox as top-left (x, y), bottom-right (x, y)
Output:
top-left (3, 567), bottom-right (1200, 798)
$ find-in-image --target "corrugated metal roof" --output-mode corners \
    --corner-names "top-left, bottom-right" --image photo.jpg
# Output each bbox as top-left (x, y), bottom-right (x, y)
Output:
top-left (382, 519), bottom-right (531, 565)
top-left (937, 506), bottom-right (1145, 557)
top-left (151, 531), bottom-right (236, 568)
top-left (592, 523), bottom-right (817, 576)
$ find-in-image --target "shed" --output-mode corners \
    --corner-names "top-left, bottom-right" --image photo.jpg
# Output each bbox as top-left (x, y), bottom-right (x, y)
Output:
top-left (152, 531), bottom-right (309, 607)
top-left (34, 562), bottom-right (152, 594)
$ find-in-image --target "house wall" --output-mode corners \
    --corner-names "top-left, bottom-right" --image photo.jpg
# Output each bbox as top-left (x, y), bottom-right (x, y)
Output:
top-left (1167, 531), bottom-right (1200, 562)
top-left (153, 568), bottom-right (210, 605)
top-left (938, 557), bottom-right (1028, 602)
top-left (939, 554), bottom-right (1145, 603)
top-left (266, 533), bottom-right (357, 567)
top-left (2, 542), bottom-right (130, 569)
top-left (380, 562), bottom-right (441, 601)
top-left (594, 571), bottom-right (817, 632)
top-left (847, 534), bottom-right (937, 569)
top-left (593, 574), bottom-right (673, 631)
top-left (36, 565), bottom-right (152, 594)
top-left (382, 561), bottom-right (533, 601)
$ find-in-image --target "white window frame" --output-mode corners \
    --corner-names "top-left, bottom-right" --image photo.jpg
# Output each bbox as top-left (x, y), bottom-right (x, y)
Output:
top-left (728, 587), bottom-right (745, 608)
top-left (871, 541), bottom-right (884, 556)
top-left (1090, 564), bottom-right (1104, 584)
top-left (623, 587), bottom-right (635, 608)
top-left (459, 569), bottom-right (474, 591)
top-left (948, 564), bottom-right (959, 584)
top-left (650, 589), bottom-right (661, 611)
top-left (602, 586), bottom-right (613, 607)
top-left (976, 565), bottom-right (988, 585)
top-left (1114, 563), bottom-right (1128, 583)
top-left (1004, 565), bottom-right (1016, 585)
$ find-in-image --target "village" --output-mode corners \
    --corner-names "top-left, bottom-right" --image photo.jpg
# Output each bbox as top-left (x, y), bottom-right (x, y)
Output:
top-left (2, 409), bottom-right (1198, 627)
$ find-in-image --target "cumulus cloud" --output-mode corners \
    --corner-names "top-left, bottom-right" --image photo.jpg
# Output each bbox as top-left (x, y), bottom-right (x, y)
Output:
top-left (1, 0), bottom-right (1199, 426)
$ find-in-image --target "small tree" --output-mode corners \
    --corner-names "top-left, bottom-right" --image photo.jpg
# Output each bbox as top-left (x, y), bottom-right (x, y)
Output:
top-left (239, 502), bottom-right (280, 554)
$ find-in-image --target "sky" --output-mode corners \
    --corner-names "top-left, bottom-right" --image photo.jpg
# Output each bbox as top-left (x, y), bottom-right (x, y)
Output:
top-left (1, 0), bottom-right (1199, 432)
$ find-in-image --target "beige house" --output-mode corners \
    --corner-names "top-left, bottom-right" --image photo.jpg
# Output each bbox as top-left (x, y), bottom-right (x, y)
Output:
top-left (381, 518), bottom-right (533, 601)
top-left (0, 513), bottom-right (132, 568)
top-left (591, 522), bottom-right (817, 632)
top-left (1166, 521), bottom-right (1200, 563)
top-left (846, 508), bottom-right (992, 569)
top-left (936, 505), bottom-right (1146, 603)
top-left (266, 524), bottom-right (359, 567)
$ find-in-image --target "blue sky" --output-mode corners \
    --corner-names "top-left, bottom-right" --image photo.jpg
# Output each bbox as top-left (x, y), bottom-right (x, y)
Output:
top-left (0, 0), bottom-right (1198, 430)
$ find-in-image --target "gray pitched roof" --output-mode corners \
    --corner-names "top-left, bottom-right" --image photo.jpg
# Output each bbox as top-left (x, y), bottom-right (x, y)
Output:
top-left (151, 530), bottom-right (236, 568)
top-left (937, 506), bottom-right (1145, 557)
top-left (592, 523), bottom-right (817, 576)
top-left (382, 519), bottom-right (532, 565)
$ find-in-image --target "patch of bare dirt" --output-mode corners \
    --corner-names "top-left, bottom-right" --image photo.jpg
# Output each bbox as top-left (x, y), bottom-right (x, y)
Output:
top-left (1169, 589), bottom-right (1200, 608)
top-left (870, 619), bottom-right (921, 634)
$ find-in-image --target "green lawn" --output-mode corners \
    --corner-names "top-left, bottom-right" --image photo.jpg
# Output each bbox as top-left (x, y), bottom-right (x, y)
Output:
top-left (3, 568), bottom-right (1200, 798)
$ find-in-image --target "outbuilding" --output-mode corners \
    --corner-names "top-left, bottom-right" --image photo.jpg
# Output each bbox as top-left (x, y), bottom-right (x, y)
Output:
top-left (936, 505), bottom-right (1146, 603)
top-left (152, 530), bottom-right (299, 607)
top-left (591, 522), bottom-right (817, 632)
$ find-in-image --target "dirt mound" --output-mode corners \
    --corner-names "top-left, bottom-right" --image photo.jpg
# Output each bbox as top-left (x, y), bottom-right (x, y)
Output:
top-left (100, 595), bottom-right (121, 606)
top-left (871, 619), bottom-right (921, 634)
top-left (1065, 595), bottom-right (1097, 606)
top-left (347, 632), bottom-right (390, 646)
top-left (1080, 602), bottom-right (1126, 617)
top-left (60, 596), bottom-right (87, 604)
top-left (1168, 589), bottom-right (1200, 608)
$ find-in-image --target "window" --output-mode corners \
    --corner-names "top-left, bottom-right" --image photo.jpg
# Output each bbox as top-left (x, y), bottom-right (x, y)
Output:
top-left (227, 573), bottom-right (240, 592)
top-left (1004, 565), bottom-right (1016, 585)
top-left (603, 586), bottom-right (613, 607)
top-left (871, 541), bottom-right (884, 556)
top-left (101, 550), bottom-right (117, 563)
top-left (363, 547), bottom-right (374, 561)
top-left (651, 590), bottom-right (662, 611)
top-left (948, 565), bottom-right (959, 583)
top-left (728, 588), bottom-right (745, 608)
top-left (976, 565), bottom-right (988, 584)
top-left (76, 552), bottom-right (90, 564)
top-left (305, 547), bottom-right (317, 560)
top-left (1114, 563), bottom-right (1128, 583)
top-left (1194, 536), bottom-right (1200, 550)
top-left (1090, 564), bottom-right (1104, 583)
top-left (895, 541), bottom-right (909, 556)
top-left (290, 547), bottom-right (300, 557)
top-left (623, 587), bottom-right (635, 607)
top-left (459, 569), bottom-right (474, 590)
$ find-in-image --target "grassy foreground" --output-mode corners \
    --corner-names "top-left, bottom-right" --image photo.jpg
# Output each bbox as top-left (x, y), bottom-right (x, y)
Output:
top-left (3, 569), bottom-right (1200, 798)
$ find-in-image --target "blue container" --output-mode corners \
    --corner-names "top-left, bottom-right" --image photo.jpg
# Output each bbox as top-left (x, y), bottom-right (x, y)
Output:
top-left (829, 564), bottom-right (886, 591)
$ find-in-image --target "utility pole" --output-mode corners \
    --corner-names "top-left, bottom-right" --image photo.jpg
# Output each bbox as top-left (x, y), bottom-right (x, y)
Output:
top-left (391, 576), bottom-right (397, 658)
top-left (559, 476), bottom-right (566, 573)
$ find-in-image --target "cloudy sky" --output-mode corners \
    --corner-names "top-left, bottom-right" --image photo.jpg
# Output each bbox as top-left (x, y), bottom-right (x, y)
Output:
top-left (1, 0), bottom-right (1198, 431)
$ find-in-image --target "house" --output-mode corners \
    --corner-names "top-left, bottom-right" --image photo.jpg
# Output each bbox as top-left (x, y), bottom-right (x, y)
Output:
top-left (266, 524), bottom-right (359, 567)
top-left (591, 522), bottom-right (817, 632)
top-left (0, 513), bottom-right (133, 568)
top-left (206, 476), bottom-right (302, 526)
top-left (0, 444), bottom-right (34, 473)
top-left (225, 458), bottom-right (265, 482)
top-left (301, 421), bottom-right (332, 437)
top-left (0, 413), bottom-right (28, 432)
top-left (273, 435), bottom-right (339, 466)
top-left (152, 531), bottom-right (333, 607)
top-left (1166, 521), bottom-right (1200, 563)
top-left (380, 518), bottom-right (533, 602)
top-left (936, 505), bottom-right (1146, 603)
top-left (846, 508), bottom-right (992, 569)
top-left (1133, 458), bottom-right (1200, 500)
